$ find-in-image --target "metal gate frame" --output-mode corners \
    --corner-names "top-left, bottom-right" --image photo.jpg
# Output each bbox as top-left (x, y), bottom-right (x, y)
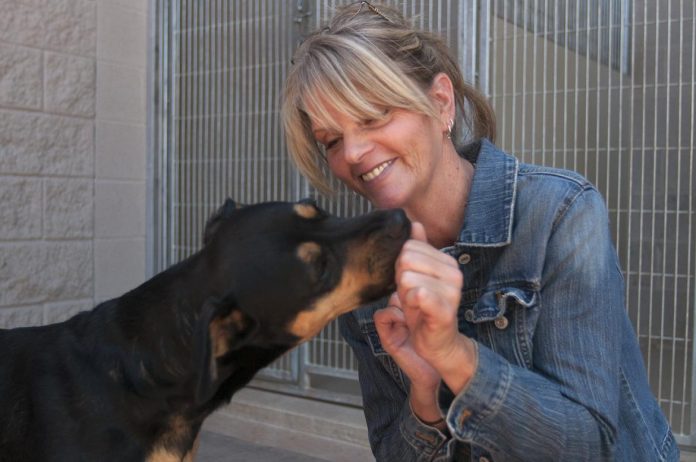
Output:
top-left (150, 0), bottom-right (696, 445)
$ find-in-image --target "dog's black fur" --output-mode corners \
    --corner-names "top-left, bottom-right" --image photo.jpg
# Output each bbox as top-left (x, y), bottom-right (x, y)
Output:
top-left (0, 199), bottom-right (410, 462)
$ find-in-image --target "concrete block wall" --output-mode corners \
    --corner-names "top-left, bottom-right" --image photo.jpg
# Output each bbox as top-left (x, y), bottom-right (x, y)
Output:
top-left (0, 0), bottom-right (148, 327)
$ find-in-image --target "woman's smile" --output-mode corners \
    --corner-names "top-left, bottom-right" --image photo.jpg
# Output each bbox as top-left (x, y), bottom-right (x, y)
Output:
top-left (360, 159), bottom-right (395, 182)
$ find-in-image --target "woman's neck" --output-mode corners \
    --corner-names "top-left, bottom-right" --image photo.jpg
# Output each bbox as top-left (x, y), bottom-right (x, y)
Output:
top-left (404, 147), bottom-right (474, 249)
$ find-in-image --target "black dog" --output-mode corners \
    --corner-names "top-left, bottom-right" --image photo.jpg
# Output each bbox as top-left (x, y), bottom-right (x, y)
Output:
top-left (0, 199), bottom-right (410, 462)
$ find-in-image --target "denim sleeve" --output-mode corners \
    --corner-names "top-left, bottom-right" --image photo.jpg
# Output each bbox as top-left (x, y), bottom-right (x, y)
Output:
top-left (338, 312), bottom-right (456, 461)
top-left (438, 188), bottom-right (622, 461)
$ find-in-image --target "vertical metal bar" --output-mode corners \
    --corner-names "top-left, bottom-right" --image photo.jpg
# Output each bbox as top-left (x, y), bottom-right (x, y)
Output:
top-left (571, 1), bottom-right (578, 172)
top-left (237, 1), bottom-right (244, 204)
top-left (520, 0), bottom-right (528, 158)
top-left (185, 0), bottom-right (194, 261)
top-left (213, 0), bottom-right (220, 208)
top-left (541, 0), bottom-right (548, 165)
top-left (532, 0), bottom-right (539, 164)
top-left (478, 0), bottom-right (490, 99)
top-left (625, 0), bottom-right (636, 334)
top-left (662, 0), bottom-right (674, 422)
top-left (616, 0), bottom-right (624, 265)
top-left (594, 0), bottom-right (601, 184)
top-left (636, 0), bottom-right (648, 377)
top-left (648, 0), bottom-right (660, 388)
top-left (673, 0), bottom-right (686, 431)
top-left (550, 0), bottom-right (558, 167)
top-left (510, 0), bottom-right (518, 153)
top-left (606, 0), bottom-right (614, 222)
top-left (203, 0), bottom-right (210, 226)
top-left (689, 0), bottom-right (696, 436)
top-left (561, 2), bottom-right (570, 168)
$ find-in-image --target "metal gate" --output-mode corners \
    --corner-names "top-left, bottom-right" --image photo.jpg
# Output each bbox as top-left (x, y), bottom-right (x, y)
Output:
top-left (479, 0), bottom-right (696, 446)
top-left (151, 0), bottom-right (696, 443)
top-left (151, 0), bottom-right (465, 405)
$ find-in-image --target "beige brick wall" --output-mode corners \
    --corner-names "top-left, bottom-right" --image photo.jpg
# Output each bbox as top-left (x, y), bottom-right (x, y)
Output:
top-left (0, 0), bottom-right (148, 327)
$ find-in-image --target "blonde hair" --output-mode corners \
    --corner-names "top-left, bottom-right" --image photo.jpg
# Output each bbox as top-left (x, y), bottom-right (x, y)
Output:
top-left (282, 2), bottom-right (496, 195)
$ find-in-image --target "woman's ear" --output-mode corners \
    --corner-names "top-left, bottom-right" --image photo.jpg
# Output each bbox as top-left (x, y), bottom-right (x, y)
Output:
top-left (428, 72), bottom-right (456, 130)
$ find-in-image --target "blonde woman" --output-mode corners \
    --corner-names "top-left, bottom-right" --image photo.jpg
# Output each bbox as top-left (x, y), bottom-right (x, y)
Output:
top-left (282, 3), bottom-right (677, 461)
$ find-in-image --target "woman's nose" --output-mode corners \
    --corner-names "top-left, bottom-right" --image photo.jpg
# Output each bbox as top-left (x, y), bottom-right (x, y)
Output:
top-left (342, 131), bottom-right (371, 164)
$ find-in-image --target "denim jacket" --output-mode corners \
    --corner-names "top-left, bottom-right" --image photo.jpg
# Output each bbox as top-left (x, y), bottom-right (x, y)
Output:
top-left (339, 140), bottom-right (679, 461)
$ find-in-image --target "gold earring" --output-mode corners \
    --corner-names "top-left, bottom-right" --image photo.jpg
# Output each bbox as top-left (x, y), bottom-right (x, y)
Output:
top-left (446, 119), bottom-right (454, 139)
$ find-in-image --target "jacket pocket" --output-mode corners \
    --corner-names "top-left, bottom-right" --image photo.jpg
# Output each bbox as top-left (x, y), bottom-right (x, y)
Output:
top-left (468, 285), bottom-right (540, 369)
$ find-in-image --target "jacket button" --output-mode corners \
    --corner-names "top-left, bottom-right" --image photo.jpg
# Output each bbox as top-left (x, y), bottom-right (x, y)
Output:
top-left (494, 316), bottom-right (509, 330)
top-left (464, 309), bottom-right (475, 322)
top-left (457, 253), bottom-right (471, 265)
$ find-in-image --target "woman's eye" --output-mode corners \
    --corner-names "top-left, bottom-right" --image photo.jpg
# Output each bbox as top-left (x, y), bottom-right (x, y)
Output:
top-left (325, 138), bottom-right (340, 150)
top-left (362, 109), bottom-right (391, 127)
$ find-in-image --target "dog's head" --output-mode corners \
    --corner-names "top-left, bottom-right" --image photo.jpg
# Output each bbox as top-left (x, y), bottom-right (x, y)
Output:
top-left (193, 198), bottom-right (410, 402)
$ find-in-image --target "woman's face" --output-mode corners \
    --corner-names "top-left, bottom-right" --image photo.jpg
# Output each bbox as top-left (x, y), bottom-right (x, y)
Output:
top-left (311, 101), bottom-right (446, 211)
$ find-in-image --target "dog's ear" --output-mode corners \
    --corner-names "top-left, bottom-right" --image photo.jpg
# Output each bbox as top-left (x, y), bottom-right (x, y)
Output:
top-left (193, 295), bottom-right (257, 404)
top-left (203, 198), bottom-right (242, 245)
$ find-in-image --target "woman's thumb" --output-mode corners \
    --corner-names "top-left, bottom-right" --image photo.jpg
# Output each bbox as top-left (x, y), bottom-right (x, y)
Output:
top-left (411, 222), bottom-right (428, 242)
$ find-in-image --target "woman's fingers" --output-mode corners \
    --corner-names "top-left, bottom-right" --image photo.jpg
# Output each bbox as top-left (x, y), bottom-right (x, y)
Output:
top-left (396, 244), bottom-right (461, 288)
top-left (373, 303), bottom-right (409, 352)
top-left (400, 239), bottom-right (459, 268)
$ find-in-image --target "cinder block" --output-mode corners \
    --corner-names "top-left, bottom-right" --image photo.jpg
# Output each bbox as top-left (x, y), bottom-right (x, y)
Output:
top-left (0, 110), bottom-right (94, 176)
top-left (0, 176), bottom-right (42, 239)
top-left (44, 298), bottom-right (93, 325)
top-left (0, 242), bottom-right (93, 307)
top-left (0, 110), bottom-right (43, 174)
top-left (43, 241), bottom-right (93, 301)
top-left (44, 178), bottom-right (94, 238)
top-left (95, 180), bottom-right (146, 238)
top-left (44, 52), bottom-right (96, 117)
top-left (0, 43), bottom-right (42, 110)
top-left (96, 121), bottom-right (146, 180)
top-left (0, 243), bottom-right (46, 306)
top-left (44, 0), bottom-right (97, 56)
top-left (0, 1), bottom-right (45, 50)
top-left (0, 0), bottom-right (96, 57)
top-left (40, 114), bottom-right (95, 176)
top-left (0, 305), bottom-right (44, 329)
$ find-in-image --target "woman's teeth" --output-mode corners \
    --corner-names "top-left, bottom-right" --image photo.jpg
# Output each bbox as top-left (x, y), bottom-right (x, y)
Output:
top-left (361, 160), bottom-right (393, 182)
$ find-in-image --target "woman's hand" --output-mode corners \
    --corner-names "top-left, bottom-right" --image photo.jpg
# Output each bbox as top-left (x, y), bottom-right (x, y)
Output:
top-left (395, 222), bottom-right (464, 367)
top-left (374, 292), bottom-right (444, 424)
top-left (389, 222), bottom-right (478, 394)
top-left (374, 293), bottom-right (441, 390)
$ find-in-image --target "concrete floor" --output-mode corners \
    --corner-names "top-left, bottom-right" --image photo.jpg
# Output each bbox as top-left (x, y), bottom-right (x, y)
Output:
top-left (200, 388), bottom-right (374, 462)
top-left (197, 431), bottom-right (327, 462)
top-left (202, 388), bottom-right (696, 462)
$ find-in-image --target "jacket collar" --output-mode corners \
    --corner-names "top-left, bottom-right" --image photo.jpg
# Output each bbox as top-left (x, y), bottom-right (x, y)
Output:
top-left (455, 139), bottom-right (518, 247)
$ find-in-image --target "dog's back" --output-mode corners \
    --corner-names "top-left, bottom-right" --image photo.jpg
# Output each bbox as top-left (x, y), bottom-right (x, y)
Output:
top-left (0, 199), bottom-right (410, 461)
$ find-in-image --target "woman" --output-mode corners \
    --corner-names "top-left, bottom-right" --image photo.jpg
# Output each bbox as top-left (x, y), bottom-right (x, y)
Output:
top-left (281, 2), bottom-right (677, 461)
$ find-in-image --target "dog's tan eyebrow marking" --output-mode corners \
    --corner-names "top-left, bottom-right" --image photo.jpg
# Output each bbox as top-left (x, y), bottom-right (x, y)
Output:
top-left (297, 242), bottom-right (321, 263)
top-left (293, 203), bottom-right (319, 219)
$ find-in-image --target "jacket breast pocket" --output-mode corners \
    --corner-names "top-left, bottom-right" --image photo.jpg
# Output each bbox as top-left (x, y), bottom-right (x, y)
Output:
top-left (469, 286), bottom-right (540, 369)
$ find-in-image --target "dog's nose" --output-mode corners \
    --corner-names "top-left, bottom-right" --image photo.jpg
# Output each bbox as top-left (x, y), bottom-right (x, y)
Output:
top-left (384, 209), bottom-right (410, 238)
